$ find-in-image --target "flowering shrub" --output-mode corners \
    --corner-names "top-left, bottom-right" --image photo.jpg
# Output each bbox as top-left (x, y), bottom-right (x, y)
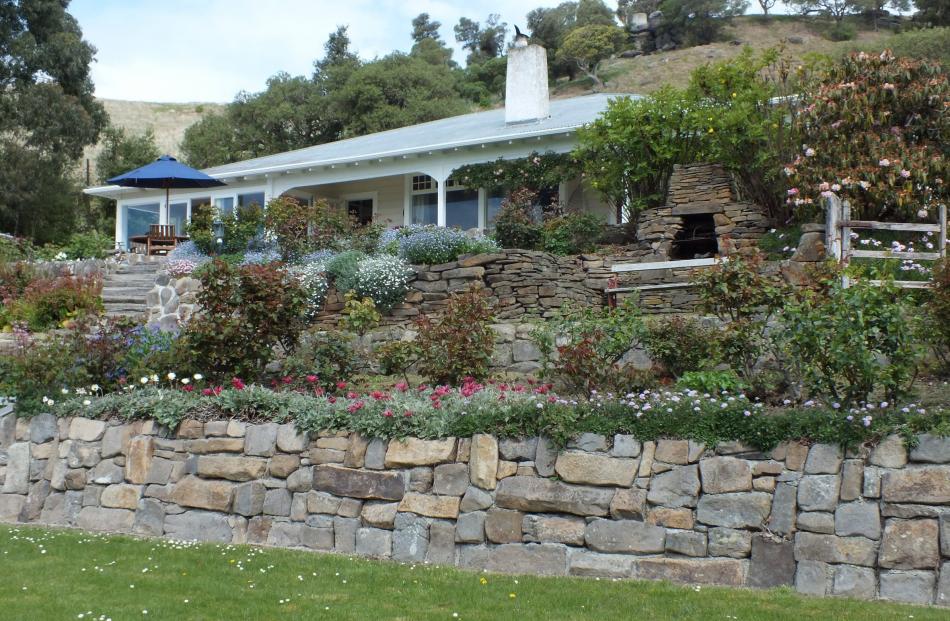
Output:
top-left (493, 188), bottom-right (543, 250)
top-left (187, 202), bottom-right (264, 256)
top-left (0, 269), bottom-right (103, 331)
top-left (350, 255), bottom-right (413, 311)
top-left (643, 315), bottom-right (720, 378)
top-left (785, 51), bottom-right (948, 221)
top-left (380, 225), bottom-right (500, 265)
top-left (541, 211), bottom-right (604, 255)
top-left (166, 260), bottom-right (199, 277)
top-left (240, 249), bottom-right (281, 265)
top-left (414, 285), bottom-right (495, 385)
top-left (280, 330), bottom-right (356, 391)
top-left (289, 261), bottom-right (330, 320)
top-left (926, 259), bottom-right (950, 372)
top-left (183, 260), bottom-right (308, 380)
top-left (325, 250), bottom-right (366, 294)
top-left (167, 241), bottom-right (210, 266)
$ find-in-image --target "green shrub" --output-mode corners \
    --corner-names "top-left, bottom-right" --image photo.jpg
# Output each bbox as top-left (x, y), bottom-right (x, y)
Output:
top-left (350, 255), bottom-right (414, 311)
top-left (780, 272), bottom-right (920, 405)
top-left (493, 188), bottom-right (542, 250)
top-left (377, 340), bottom-right (422, 384)
top-left (855, 27), bottom-right (950, 66)
top-left (281, 330), bottom-right (356, 390)
top-left (676, 370), bottom-right (747, 394)
top-left (187, 201), bottom-right (264, 256)
top-left (326, 250), bottom-right (366, 294)
top-left (925, 259), bottom-right (950, 372)
top-left (415, 285), bottom-right (495, 385)
top-left (826, 22), bottom-right (857, 41)
top-left (541, 211), bottom-right (604, 255)
top-left (643, 315), bottom-right (719, 378)
top-left (2, 272), bottom-right (103, 331)
top-left (338, 291), bottom-right (381, 336)
top-left (183, 260), bottom-right (308, 380)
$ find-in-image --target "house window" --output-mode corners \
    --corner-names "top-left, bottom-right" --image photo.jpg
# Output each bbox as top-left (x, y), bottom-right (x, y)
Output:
top-left (347, 198), bottom-right (374, 226)
top-left (169, 203), bottom-right (188, 236)
top-left (214, 196), bottom-right (234, 216)
top-left (238, 192), bottom-right (265, 209)
top-left (486, 189), bottom-right (506, 229)
top-left (446, 183), bottom-right (478, 230)
top-left (124, 203), bottom-right (160, 248)
top-left (410, 175), bottom-right (437, 225)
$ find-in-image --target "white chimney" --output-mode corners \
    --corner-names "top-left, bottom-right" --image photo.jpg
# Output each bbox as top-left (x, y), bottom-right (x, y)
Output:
top-left (505, 43), bottom-right (550, 125)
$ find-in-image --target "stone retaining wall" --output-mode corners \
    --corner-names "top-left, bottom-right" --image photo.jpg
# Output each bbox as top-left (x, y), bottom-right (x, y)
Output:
top-left (0, 406), bottom-right (947, 605)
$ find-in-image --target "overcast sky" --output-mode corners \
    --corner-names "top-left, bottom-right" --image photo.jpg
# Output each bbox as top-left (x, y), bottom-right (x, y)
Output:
top-left (70, 0), bottom-right (793, 103)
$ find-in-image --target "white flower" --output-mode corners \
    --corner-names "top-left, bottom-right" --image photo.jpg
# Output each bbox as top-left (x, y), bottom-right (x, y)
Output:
top-left (140, 377), bottom-right (149, 385)
top-left (193, 374), bottom-right (203, 381)
top-left (90, 384), bottom-right (100, 392)
top-left (804, 148), bottom-right (815, 157)
top-left (82, 400), bottom-right (91, 406)
top-left (181, 378), bottom-right (190, 385)
top-left (61, 388), bottom-right (69, 395)
top-left (167, 372), bottom-right (177, 380)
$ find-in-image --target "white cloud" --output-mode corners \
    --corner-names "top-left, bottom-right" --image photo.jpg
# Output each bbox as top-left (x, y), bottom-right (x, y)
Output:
top-left (71, 0), bottom-right (566, 102)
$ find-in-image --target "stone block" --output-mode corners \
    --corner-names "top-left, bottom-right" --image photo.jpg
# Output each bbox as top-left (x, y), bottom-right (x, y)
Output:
top-left (696, 492), bottom-right (772, 529)
top-left (794, 532), bottom-right (879, 567)
top-left (171, 475), bottom-right (234, 512)
top-left (610, 488), bottom-right (646, 520)
top-left (708, 528), bottom-right (751, 558)
top-left (585, 518), bottom-right (665, 554)
top-left (485, 508), bottom-right (523, 544)
top-left (942, 514), bottom-right (950, 558)
top-left (459, 486), bottom-right (493, 513)
top-left (393, 512), bottom-right (430, 562)
top-left (77, 506), bottom-right (134, 533)
top-left (646, 465), bottom-right (700, 508)
top-left (64, 468), bottom-right (86, 490)
top-left (432, 463), bottom-right (469, 496)
top-left (2, 443), bottom-right (30, 494)
top-left (612, 435), bottom-right (641, 458)
top-left (29, 413), bottom-right (58, 445)
top-left (635, 558), bottom-right (745, 587)
top-left (334, 516), bottom-right (359, 553)
top-left (785, 442), bottom-right (809, 471)
top-left (832, 564), bottom-right (877, 599)
top-left (68, 418), bottom-right (106, 442)
top-left (795, 560), bottom-right (830, 596)
top-left (125, 436), bottom-right (153, 484)
top-left (313, 465), bottom-right (405, 501)
top-left (100, 484), bottom-right (141, 510)
top-left (534, 437), bottom-right (557, 477)
top-left (232, 481), bottom-right (266, 516)
top-left (869, 435), bottom-right (908, 468)
top-left (398, 492), bottom-right (460, 519)
top-left (647, 507), bottom-right (694, 530)
top-left (226, 420), bottom-right (246, 438)
top-left (426, 520), bottom-right (456, 565)
top-left (276, 424), bottom-right (308, 453)
top-left (498, 437), bottom-right (538, 461)
top-left (804, 444), bottom-right (842, 474)
top-left (569, 551), bottom-right (637, 578)
top-left (456, 511), bottom-right (486, 543)
top-left (384, 437), bottom-right (456, 467)
top-left (464, 543), bottom-right (568, 576)
top-left (285, 466), bottom-right (312, 493)
top-left (343, 434), bottom-right (369, 468)
top-left (196, 456), bottom-right (267, 481)
top-left (938, 562), bottom-right (950, 607)
top-left (184, 438), bottom-right (245, 454)
top-left (90, 459), bottom-right (124, 485)
top-left (554, 451), bottom-right (637, 487)
top-left (408, 466), bottom-right (433, 493)
top-left (307, 491), bottom-right (342, 514)
top-left (840, 460), bottom-right (864, 501)
top-left (268, 521), bottom-right (333, 550)
top-left (269, 454), bottom-right (300, 479)
top-left (496, 459), bottom-right (517, 479)
top-left (469, 434), bottom-right (498, 490)
top-left (910, 434), bottom-right (950, 464)
top-left (879, 570), bottom-right (936, 605)
top-left (496, 476), bottom-right (613, 517)
top-left (835, 502), bottom-right (881, 539)
top-left (882, 466), bottom-right (950, 504)
top-left (747, 537), bottom-right (795, 588)
top-left (798, 511), bottom-right (835, 534)
top-left (700, 456), bottom-right (752, 494)
top-left (568, 433), bottom-right (608, 452)
top-left (355, 527), bottom-right (392, 557)
top-left (364, 439), bottom-right (386, 470)
top-left (245, 423), bottom-right (279, 457)
top-left (19, 480), bottom-right (50, 522)
top-left (361, 501), bottom-right (398, 529)
top-left (522, 514), bottom-right (585, 546)
top-left (655, 439), bottom-right (690, 465)
top-left (879, 519), bottom-right (940, 569)
top-left (666, 530), bottom-right (707, 557)
top-left (132, 498), bottom-right (164, 536)
top-left (0, 493), bottom-right (26, 522)
top-left (798, 475), bottom-right (840, 512)
top-left (263, 488), bottom-right (292, 516)
top-left (338, 497), bottom-right (363, 518)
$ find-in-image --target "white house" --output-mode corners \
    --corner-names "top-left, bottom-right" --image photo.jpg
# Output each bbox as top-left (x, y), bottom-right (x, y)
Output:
top-left (85, 44), bottom-right (622, 250)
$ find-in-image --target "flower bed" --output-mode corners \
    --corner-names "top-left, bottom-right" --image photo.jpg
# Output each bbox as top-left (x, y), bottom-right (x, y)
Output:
top-left (42, 376), bottom-right (949, 451)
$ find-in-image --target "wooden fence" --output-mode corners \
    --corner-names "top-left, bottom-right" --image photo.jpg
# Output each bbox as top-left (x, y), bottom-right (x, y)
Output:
top-left (826, 195), bottom-right (947, 289)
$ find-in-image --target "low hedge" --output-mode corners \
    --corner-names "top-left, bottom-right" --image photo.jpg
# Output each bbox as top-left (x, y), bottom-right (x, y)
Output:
top-left (36, 380), bottom-right (950, 450)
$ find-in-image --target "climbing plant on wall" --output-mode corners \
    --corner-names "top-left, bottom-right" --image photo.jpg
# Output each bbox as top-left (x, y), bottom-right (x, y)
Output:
top-left (453, 151), bottom-right (582, 192)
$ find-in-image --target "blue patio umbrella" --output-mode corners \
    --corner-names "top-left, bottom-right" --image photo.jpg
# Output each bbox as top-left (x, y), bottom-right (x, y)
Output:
top-left (108, 155), bottom-right (226, 228)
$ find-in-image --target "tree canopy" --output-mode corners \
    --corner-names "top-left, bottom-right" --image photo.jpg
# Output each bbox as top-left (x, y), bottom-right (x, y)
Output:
top-left (0, 0), bottom-right (107, 242)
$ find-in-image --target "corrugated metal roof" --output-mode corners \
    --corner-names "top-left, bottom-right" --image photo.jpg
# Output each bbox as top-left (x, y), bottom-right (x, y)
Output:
top-left (201, 93), bottom-right (626, 178)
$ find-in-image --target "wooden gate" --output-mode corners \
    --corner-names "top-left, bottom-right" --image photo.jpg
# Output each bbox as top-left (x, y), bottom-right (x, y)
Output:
top-left (825, 196), bottom-right (947, 289)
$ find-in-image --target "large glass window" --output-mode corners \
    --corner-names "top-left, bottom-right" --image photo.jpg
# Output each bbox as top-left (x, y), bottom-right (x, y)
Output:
top-left (446, 187), bottom-right (478, 230)
top-left (214, 196), bottom-right (234, 216)
top-left (169, 203), bottom-right (188, 236)
top-left (410, 175), bottom-right (437, 225)
top-left (124, 203), bottom-right (160, 248)
top-left (486, 189), bottom-right (506, 229)
top-left (238, 192), bottom-right (265, 209)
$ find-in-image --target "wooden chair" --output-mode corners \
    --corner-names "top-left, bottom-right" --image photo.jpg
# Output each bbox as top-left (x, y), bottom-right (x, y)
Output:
top-left (146, 224), bottom-right (177, 256)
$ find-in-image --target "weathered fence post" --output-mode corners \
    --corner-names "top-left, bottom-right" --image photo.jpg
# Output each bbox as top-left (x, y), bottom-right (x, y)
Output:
top-left (840, 200), bottom-right (852, 288)
top-left (825, 194), bottom-right (842, 262)
top-left (940, 204), bottom-right (947, 257)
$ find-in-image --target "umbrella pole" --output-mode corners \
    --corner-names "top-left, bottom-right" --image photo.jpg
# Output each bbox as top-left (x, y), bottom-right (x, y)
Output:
top-left (165, 186), bottom-right (170, 229)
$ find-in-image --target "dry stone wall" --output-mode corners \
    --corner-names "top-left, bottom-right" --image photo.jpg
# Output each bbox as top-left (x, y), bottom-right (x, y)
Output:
top-left (0, 405), bottom-right (947, 606)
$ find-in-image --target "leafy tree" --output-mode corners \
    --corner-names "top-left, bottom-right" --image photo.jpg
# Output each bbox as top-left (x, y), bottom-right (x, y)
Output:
top-left (787, 0), bottom-right (861, 23)
top-left (95, 126), bottom-right (160, 183)
top-left (575, 0), bottom-right (618, 26)
top-left (527, 2), bottom-right (579, 79)
top-left (858, 0), bottom-right (910, 29)
top-left (914, 0), bottom-right (950, 26)
top-left (334, 53), bottom-right (469, 136)
top-left (411, 37), bottom-right (455, 67)
top-left (454, 14), bottom-right (507, 63)
top-left (575, 87), bottom-right (708, 221)
top-left (180, 113), bottom-right (240, 169)
top-left (756, 0), bottom-right (779, 17)
top-left (411, 13), bottom-right (442, 43)
top-left (657, 0), bottom-right (749, 46)
top-left (0, 0), bottom-right (107, 242)
top-left (556, 24), bottom-right (626, 89)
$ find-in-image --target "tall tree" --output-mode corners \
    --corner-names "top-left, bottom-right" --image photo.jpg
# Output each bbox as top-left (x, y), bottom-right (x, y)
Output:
top-left (0, 0), bottom-right (107, 242)
top-left (411, 13), bottom-right (442, 43)
top-left (756, 0), bottom-right (778, 16)
top-left (95, 126), bottom-right (160, 183)
top-left (575, 0), bottom-right (618, 26)
top-left (657, 0), bottom-right (749, 45)
top-left (788, 0), bottom-right (861, 23)
top-left (556, 24), bottom-right (626, 89)
top-left (914, 0), bottom-right (950, 26)
top-left (180, 113), bottom-right (240, 169)
top-left (454, 14), bottom-right (507, 64)
top-left (527, 2), bottom-right (579, 79)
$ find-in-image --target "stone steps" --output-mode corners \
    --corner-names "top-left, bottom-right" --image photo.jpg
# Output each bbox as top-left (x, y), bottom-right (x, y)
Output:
top-left (99, 259), bottom-right (165, 319)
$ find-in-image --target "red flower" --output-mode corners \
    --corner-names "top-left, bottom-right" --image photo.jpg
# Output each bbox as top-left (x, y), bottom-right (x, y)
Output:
top-left (118, 377), bottom-right (127, 385)
top-left (213, 386), bottom-right (223, 396)
top-left (328, 396), bottom-right (337, 404)
top-left (201, 388), bottom-right (213, 397)
top-left (347, 400), bottom-right (365, 413)
top-left (314, 387), bottom-right (325, 397)
top-left (371, 390), bottom-right (388, 401)
top-left (383, 409), bottom-right (394, 418)
top-left (336, 381), bottom-right (347, 390)
top-left (404, 410), bottom-right (413, 418)
top-left (394, 381), bottom-right (408, 392)
top-left (183, 385), bottom-right (194, 393)
top-left (306, 375), bottom-right (318, 383)
top-left (346, 391), bottom-right (358, 399)
top-left (282, 376), bottom-right (293, 384)
top-left (232, 378), bottom-right (246, 390)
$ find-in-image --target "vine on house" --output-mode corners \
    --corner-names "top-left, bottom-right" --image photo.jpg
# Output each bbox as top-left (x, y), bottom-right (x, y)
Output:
top-left (453, 151), bottom-right (582, 193)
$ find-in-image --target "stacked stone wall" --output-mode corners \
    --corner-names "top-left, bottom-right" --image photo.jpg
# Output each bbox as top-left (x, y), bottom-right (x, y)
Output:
top-left (0, 406), bottom-right (947, 606)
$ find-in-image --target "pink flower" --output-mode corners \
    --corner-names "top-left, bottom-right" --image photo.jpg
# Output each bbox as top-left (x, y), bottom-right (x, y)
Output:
top-left (787, 188), bottom-right (799, 196)
top-left (336, 381), bottom-right (347, 390)
top-left (395, 381), bottom-right (409, 392)
top-left (383, 409), bottom-right (394, 418)
top-left (183, 385), bottom-right (194, 393)
top-left (818, 182), bottom-right (830, 192)
top-left (404, 410), bottom-right (413, 418)
top-left (231, 378), bottom-right (245, 390)
top-left (804, 148), bottom-right (815, 157)
top-left (900, 169), bottom-right (911, 178)
top-left (202, 388), bottom-right (213, 397)
top-left (306, 375), bottom-right (318, 383)
top-left (878, 159), bottom-right (890, 167)
top-left (346, 400), bottom-right (365, 413)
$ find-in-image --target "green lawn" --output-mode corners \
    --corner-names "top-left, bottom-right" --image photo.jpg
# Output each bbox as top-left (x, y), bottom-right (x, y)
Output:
top-left (0, 525), bottom-right (941, 621)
